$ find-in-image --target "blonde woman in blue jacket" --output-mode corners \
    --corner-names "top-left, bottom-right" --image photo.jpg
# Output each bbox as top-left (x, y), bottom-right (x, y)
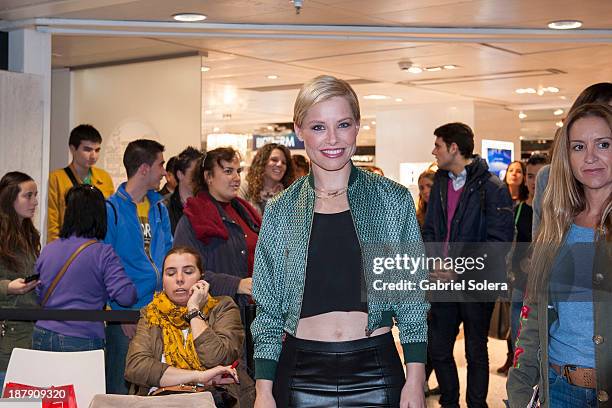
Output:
top-left (252, 75), bottom-right (429, 408)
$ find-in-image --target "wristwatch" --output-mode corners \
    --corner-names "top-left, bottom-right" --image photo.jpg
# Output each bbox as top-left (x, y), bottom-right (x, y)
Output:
top-left (183, 309), bottom-right (206, 324)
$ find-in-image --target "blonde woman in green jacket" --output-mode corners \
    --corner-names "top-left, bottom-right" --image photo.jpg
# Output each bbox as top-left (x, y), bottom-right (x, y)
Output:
top-left (507, 104), bottom-right (612, 407)
top-left (0, 172), bottom-right (41, 386)
top-left (252, 75), bottom-right (429, 408)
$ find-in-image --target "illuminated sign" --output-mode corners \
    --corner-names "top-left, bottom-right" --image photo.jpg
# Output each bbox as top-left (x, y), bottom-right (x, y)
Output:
top-left (252, 133), bottom-right (305, 150)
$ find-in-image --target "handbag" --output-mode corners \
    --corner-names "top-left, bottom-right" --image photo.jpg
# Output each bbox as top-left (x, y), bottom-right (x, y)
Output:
top-left (488, 299), bottom-right (511, 340)
top-left (41, 240), bottom-right (97, 307)
top-left (150, 384), bottom-right (237, 408)
top-left (2, 382), bottom-right (78, 408)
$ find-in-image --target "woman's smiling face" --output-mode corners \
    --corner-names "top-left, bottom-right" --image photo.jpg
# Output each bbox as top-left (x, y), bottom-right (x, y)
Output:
top-left (294, 96), bottom-right (358, 173)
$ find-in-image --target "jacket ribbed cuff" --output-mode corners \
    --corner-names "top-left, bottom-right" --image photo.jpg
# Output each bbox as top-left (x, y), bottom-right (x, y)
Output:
top-left (254, 358), bottom-right (278, 380)
top-left (402, 342), bottom-right (427, 363)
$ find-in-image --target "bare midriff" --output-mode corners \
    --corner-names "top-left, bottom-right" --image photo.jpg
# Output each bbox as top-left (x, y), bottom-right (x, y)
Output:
top-left (295, 311), bottom-right (390, 341)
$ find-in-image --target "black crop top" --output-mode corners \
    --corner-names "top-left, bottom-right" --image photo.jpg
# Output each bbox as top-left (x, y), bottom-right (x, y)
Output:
top-left (300, 210), bottom-right (368, 319)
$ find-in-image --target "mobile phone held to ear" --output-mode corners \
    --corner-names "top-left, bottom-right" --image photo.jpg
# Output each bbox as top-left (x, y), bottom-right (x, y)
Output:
top-left (24, 273), bottom-right (40, 283)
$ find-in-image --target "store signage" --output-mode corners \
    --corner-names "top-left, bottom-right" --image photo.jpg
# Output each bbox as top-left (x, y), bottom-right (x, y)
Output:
top-left (252, 133), bottom-right (305, 150)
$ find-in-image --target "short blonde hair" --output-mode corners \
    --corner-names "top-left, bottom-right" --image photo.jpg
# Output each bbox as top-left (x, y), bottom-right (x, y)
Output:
top-left (293, 75), bottom-right (360, 128)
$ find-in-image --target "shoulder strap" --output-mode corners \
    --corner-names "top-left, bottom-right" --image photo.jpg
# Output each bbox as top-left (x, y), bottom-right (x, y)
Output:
top-left (41, 240), bottom-right (98, 307)
top-left (63, 166), bottom-right (80, 187)
top-left (514, 201), bottom-right (524, 226)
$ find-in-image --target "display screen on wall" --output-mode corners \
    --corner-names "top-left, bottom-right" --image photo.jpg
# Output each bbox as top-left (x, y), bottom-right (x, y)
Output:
top-left (481, 139), bottom-right (514, 178)
top-left (252, 132), bottom-right (305, 150)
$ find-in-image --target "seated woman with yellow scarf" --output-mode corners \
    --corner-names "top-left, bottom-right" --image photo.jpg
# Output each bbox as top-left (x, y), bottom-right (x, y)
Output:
top-left (125, 246), bottom-right (244, 407)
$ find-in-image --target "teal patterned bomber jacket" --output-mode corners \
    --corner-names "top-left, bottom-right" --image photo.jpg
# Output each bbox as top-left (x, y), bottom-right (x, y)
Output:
top-left (251, 164), bottom-right (430, 380)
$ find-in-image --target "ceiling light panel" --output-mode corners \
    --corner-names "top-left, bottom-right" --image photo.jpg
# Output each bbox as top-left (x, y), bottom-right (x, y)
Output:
top-left (173, 13), bottom-right (207, 22)
top-left (547, 20), bottom-right (583, 30)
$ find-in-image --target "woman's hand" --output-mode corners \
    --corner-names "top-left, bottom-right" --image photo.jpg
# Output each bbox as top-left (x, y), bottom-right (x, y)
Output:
top-left (401, 362), bottom-right (426, 408)
top-left (237, 277), bottom-right (253, 296)
top-left (255, 380), bottom-right (276, 408)
top-left (7, 278), bottom-right (38, 295)
top-left (199, 365), bottom-right (239, 385)
top-left (187, 280), bottom-right (210, 311)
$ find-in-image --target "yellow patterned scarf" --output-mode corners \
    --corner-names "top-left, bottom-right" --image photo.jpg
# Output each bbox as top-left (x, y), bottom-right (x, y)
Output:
top-left (144, 292), bottom-right (219, 370)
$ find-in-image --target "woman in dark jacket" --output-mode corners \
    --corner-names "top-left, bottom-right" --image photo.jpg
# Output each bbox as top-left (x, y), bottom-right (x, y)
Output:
top-left (173, 147), bottom-right (261, 308)
top-left (0, 172), bottom-right (41, 385)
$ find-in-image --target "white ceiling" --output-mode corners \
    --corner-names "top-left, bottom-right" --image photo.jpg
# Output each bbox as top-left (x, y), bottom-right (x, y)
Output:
top-left (1, 0), bottom-right (611, 141)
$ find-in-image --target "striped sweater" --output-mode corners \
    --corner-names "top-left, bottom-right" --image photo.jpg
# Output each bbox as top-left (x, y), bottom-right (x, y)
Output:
top-left (251, 164), bottom-right (430, 380)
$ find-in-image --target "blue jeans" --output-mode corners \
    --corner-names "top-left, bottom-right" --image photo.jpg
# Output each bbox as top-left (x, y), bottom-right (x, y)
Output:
top-left (105, 323), bottom-right (130, 394)
top-left (0, 371), bottom-right (5, 392)
top-left (32, 326), bottom-right (105, 352)
top-left (549, 366), bottom-right (597, 407)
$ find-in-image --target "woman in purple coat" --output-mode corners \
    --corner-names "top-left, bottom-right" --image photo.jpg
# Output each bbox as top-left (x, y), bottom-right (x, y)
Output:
top-left (32, 185), bottom-right (137, 352)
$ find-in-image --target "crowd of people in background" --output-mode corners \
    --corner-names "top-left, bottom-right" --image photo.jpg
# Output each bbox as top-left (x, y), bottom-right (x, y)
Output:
top-left (0, 80), bottom-right (610, 408)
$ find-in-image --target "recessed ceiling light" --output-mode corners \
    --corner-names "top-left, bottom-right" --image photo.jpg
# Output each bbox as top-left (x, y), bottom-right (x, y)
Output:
top-left (515, 88), bottom-right (537, 94)
top-left (407, 66), bottom-right (423, 74)
top-left (213, 127), bottom-right (220, 132)
top-left (556, 121), bottom-right (564, 127)
top-left (519, 136), bottom-right (524, 140)
top-left (519, 112), bottom-right (527, 120)
top-left (266, 75), bottom-right (278, 79)
top-left (425, 66), bottom-right (443, 72)
top-left (560, 96), bottom-right (567, 100)
top-left (546, 86), bottom-right (560, 93)
top-left (548, 20), bottom-right (582, 30)
top-left (173, 13), bottom-right (207, 22)
top-left (201, 66), bottom-right (210, 72)
top-left (363, 94), bottom-right (388, 100)
top-left (443, 65), bottom-right (458, 70)
top-left (371, 121), bottom-right (376, 125)
top-left (362, 125), bottom-right (371, 130)
top-left (553, 109), bottom-right (564, 116)
top-left (204, 110), bottom-right (212, 115)
top-left (395, 98), bottom-right (403, 102)
top-left (266, 125), bottom-right (274, 130)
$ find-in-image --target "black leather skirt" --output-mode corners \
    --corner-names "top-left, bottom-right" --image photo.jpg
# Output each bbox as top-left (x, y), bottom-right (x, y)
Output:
top-left (273, 332), bottom-right (404, 407)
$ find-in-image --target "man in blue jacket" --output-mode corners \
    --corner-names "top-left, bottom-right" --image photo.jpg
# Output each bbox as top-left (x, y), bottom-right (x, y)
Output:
top-left (104, 139), bottom-right (172, 394)
top-left (422, 123), bottom-right (513, 408)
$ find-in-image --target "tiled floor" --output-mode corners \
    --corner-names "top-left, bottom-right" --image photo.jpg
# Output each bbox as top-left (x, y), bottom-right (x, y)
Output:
top-left (393, 326), bottom-right (510, 407)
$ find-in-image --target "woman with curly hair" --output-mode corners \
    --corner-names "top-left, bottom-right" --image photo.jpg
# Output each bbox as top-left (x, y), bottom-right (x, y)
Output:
top-left (240, 143), bottom-right (294, 215)
top-left (0, 171), bottom-right (41, 385)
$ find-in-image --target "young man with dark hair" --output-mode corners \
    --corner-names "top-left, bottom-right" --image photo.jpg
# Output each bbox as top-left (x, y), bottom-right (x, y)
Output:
top-left (103, 138), bottom-right (172, 394)
top-left (422, 122), bottom-right (514, 408)
top-left (163, 146), bottom-right (202, 234)
top-left (47, 124), bottom-right (114, 242)
top-left (158, 156), bottom-right (178, 196)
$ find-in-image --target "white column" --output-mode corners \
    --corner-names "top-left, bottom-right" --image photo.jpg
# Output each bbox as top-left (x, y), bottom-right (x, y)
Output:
top-left (9, 28), bottom-right (52, 239)
top-left (375, 100), bottom-right (520, 198)
top-left (71, 56), bottom-right (202, 188)
top-left (50, 68), bottom-right (72, 171)
top-left (376, 101), bottom-right (475, 183)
